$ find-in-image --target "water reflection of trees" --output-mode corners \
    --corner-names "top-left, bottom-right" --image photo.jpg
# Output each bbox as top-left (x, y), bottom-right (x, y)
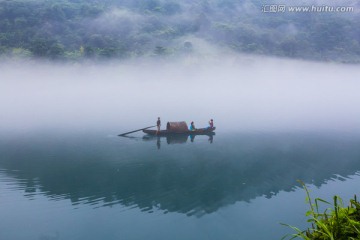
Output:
top-left (1, 133), bottom-right (360, 216)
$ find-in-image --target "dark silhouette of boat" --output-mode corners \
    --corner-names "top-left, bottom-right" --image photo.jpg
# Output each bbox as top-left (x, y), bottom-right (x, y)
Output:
top-left (143, 121), bottom-right (215, 136)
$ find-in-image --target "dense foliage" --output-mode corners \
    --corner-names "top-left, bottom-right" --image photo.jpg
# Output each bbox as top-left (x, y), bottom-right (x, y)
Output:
top-left (0, 0), bottom-right (359, 62)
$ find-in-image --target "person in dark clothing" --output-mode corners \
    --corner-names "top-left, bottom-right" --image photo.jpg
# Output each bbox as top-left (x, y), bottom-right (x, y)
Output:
top-left (156, 117), bottom-right (161, 133)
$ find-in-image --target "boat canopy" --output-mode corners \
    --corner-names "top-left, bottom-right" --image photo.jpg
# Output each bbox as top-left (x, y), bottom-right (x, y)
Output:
top-left (166, 121), bottom-right (188, 132)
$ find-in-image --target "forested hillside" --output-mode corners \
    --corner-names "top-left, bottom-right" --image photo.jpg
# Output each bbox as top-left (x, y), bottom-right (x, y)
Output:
top-left (0, 0), bottom-right (359, 62)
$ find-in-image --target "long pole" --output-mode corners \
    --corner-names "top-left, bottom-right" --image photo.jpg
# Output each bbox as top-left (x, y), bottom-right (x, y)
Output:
top-left (118, 125), bottom-right (156, 136)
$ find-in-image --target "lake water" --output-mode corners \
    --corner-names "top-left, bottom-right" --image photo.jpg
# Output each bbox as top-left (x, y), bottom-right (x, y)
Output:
top-left (1, 59), bottom-right (360, 239)
top-left (1, 129), bottom-right (360, 240)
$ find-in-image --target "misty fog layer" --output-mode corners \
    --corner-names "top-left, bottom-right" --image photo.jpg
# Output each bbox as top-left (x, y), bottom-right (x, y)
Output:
top-left (1, 57), bottom-right (360, 133)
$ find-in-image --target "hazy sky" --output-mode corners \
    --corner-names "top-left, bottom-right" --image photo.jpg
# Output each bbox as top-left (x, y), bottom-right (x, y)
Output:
top-left (1, 55), bottom-right (359, 133)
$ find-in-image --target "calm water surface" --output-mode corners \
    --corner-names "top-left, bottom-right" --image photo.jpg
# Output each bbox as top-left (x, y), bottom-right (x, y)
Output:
top-left (1, 129), bottom-right (360, 240)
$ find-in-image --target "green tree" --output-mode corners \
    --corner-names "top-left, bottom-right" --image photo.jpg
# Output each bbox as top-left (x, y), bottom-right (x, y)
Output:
top-left (30, 39), bottom-right (52, 57)
top-left (154, 46), bottom-right (166, 55)
top-left (48, 43), bottom-right (65, 59)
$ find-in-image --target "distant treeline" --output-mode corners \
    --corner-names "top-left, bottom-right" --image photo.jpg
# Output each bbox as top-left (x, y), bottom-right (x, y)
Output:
top-left (0, 0), bottom-right (359, 62)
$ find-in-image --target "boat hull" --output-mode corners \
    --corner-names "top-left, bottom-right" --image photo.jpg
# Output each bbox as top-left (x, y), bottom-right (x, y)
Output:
top-left (143, 127), bottom-right (216, 136)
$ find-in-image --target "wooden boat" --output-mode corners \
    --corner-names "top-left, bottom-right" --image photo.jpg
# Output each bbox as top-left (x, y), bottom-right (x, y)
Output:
top-left (143, 121), bottom-right (215, 136)
top-left (143, 127), bottom-right (216, 136)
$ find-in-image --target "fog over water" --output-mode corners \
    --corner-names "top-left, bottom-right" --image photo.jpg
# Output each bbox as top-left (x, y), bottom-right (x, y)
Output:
top-left (1, 56), bottom-right (360, 240)
top-left (1, 56), bottom-right (360, 134)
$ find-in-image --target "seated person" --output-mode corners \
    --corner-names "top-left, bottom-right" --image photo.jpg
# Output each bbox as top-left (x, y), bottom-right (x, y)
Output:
top-left (189, 121), bottom-right (196, 131)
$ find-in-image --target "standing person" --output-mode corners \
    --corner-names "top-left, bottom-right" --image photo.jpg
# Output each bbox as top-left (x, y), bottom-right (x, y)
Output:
top-left (156, 117), bottom-right (161, 134)
top-left (209, 119), bottom-right (214, 128)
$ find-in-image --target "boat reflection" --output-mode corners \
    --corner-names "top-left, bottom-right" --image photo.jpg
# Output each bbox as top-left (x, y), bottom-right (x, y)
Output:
top-left (1, 132), bottom-right (360, 217)
top-left (143, 133), bottom-right (214, 149)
